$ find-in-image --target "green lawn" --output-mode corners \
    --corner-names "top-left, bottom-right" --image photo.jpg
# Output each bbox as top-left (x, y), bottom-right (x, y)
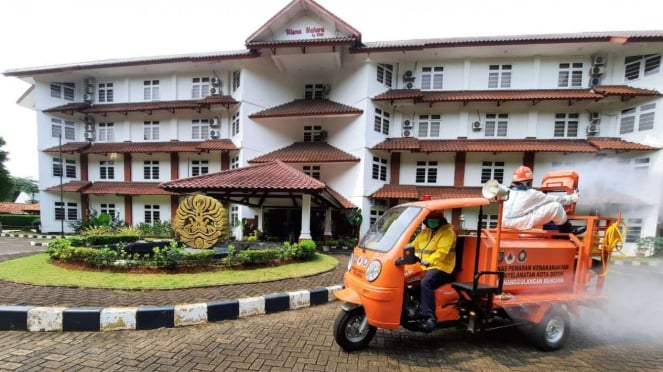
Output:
top-left (0, 253), bottom-right (338, 289)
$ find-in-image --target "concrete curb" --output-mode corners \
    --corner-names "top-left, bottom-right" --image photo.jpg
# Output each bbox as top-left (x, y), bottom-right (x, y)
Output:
top-left (1, 233), bottom-right (58, 239)
top-left (0, 285), bottom-right (342, 332)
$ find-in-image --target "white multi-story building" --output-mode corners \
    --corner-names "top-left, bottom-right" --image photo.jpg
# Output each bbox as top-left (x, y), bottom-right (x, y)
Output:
top-left (4, 0), bottom-right (662, 254)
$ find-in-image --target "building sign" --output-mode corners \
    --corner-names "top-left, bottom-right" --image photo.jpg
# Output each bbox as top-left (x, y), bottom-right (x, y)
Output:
top-left (280, 17), bottom-right (331, 40)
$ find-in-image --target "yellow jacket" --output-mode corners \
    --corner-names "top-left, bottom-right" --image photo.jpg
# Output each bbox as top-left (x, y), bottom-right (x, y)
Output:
top-left (411, 224), bottom-right (456, 274)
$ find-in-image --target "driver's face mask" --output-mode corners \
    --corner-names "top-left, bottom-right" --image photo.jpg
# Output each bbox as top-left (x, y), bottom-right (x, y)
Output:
top-left (424, 218), bottom-right (441, 229)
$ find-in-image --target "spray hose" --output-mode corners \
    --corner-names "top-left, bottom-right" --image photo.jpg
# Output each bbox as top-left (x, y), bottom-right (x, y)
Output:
top-left (598, 220), bottom-right (627, 276)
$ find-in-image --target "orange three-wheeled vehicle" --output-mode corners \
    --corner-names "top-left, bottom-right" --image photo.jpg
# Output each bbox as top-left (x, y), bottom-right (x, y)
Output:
top-left (333, 171), bottom-right (624, 351)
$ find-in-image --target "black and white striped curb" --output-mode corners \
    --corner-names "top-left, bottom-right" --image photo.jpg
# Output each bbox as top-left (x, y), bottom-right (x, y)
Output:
top-left (610, 260), bottom-right (660, 267)
top-left (0, 285), bottom-right (342, 332)
top-left (1, 233), bottom-right (58, 239)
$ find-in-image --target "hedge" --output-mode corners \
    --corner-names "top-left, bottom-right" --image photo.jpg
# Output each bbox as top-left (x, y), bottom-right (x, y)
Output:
top-left (0, 214), bottom-right (39, 229)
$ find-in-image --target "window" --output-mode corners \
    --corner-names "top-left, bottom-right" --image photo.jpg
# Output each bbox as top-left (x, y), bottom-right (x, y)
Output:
top-left (377, 64), bottom-right (393, 87)
top-left (53, 158), bottom-right (76, 178)
top-left (303, 125), bottom-right (324, 142)
top-left (143, 80), bottom-right (160, 100)
top-left (55, 202), bottom-right (78, 221)
top-left (303, 165), bottom-right (320, 179)
top-left (480, 214), bottom-right (499, 229)
top-left (143, 160), bottom-right (159, 180)
top-left (415, 161), bottom-right (438, 183)
top-left (98, 83), bottom-right (114, 103)
top-left (97, 123), bottom-right (114, 142)
top-left (418, 114), bottom-right (441, 137)
top-left (144, 205), bottom-right (160, 224)
top-left (624, 54), bottom-right (661, 81)
top-left (557, 63), bottom-right (583, 87)
top-left (372, 156), bottom-right (388, 181)
top-left (625, 218), bottom-right (643, 243)
top-left (488, 65), bottom-right (511, 88)
top-left (633, 157), bottom-right (650, 175)
top-left (192, 119), bottom-right (210, 140)
top-left (231, 111), bottom-right (240, 136)
top-left (481, 161), bottom-right (505, 183)
top-left (191, 160), bottom-right (209, 176)
top-left (374, 108), bottom-right (390, 135)
top-left (51, 118), bottom-right (76, 140)
top-left (192, 77), bottom-right (211, 99)
top-left (232, 71), bottom-right (241, 91)
top-left (304, 84), bottom-right (326, 100)
top-left (421, 66), bottom-right (444, 90)
top-left (484, 114), bottom-right (508, 136)
top-left (50, 82), bottom-right (75, 101)
top-left (230, 205), bottom-right (239, 227)
top-left (620, 103), bottom-right (656, 134)
top-left (99, 161), bottom-right (115, 180)
top-left (143, 121), bottom-right (160, 141)
top-left (370, 200), bottom-right (388, 225)
top-left (554, 113), bottom-right (579, 137)
top-left (230, 156), bottom-right (239, 169)
top-left (638, 103), bottom-right (656, 131)
top-left (100, 203), bottom-right (117, 219)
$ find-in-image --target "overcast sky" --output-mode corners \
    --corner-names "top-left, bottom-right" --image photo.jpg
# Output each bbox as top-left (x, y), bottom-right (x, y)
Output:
top-left (1, 0), bottom-right (661, 181)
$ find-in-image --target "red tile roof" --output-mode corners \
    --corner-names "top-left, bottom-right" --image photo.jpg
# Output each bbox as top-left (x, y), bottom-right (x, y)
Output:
top-left (373, 138), bottom-right (600, 153)
top-left (0, 202), bottom-right (40, 214)
top-left (43, 142), bottom-right (91, 154)
top-left (83, 141), bottom-right (204, 154)
top-left (353, 31), bottom-right (663, 53)
top-left (370, 184), bottom-right (482, 200)
top-left (246, 37), bottom-right (357, 48)
top-left (162, 161), bottom-right (326, 192)
top-left (373, 86), bottom-right (659, 103)
top-left (44, 181), bottom-right (92, 193)
top-left (587, 137), bottom-right (659, 151)
top-left (249, 142), bottom-right (360, 163)
top-left (249, 99), bottom-right (362, 118)
top-left (44, 97), bottom-right (238, 116)
top-left (324, 186), bottom-right (356, 209)
top-left (43, 140), bottom-right (237, 154)
top-left (82, 182), bottom-right (177, 196)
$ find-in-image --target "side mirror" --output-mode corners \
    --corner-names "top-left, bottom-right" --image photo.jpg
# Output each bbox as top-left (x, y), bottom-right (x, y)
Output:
top-left (396, 244), bottom-right (419, 266)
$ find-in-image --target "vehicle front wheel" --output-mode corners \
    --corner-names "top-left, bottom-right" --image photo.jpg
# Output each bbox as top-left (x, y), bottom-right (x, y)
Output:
top-left (530, 306), bottom-right (570, 351)
top-left (333, 306), bottom-right (377, 351)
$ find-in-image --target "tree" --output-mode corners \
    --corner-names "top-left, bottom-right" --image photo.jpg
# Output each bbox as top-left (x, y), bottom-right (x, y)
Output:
top-left (346, 208), bottom-right (363, 240)
top-left (11, 176), bottom-right (39, 203)
top-left (0, 137), bottom-right (14, 201)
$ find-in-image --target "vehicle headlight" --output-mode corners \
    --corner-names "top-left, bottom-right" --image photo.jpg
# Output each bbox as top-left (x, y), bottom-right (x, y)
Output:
top-left (365, 260), bottom-right (382, 282)
top-left (347, 254), bottom-right (353, 271)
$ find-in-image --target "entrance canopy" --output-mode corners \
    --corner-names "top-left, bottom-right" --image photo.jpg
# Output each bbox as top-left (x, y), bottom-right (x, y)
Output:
top-left (160, 160), bottom-right (355, 209)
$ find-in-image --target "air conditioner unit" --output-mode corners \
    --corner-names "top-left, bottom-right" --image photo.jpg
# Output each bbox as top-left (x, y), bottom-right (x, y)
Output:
top-left (402, 129), bottom-right (412, 137)
top-left (405, 82), bottom-right (414, 89)
top-left (84, 131), bottom-right (95, 141)
top-left (84, 115), bottom-right (95, 124)
top-left (472, 121), bottom-right (483, 131)
top-left (590, 76), bottom-right (601, 86)
top-left (403, 119), bottom-right (412, 128)
top-left (592, 56), bottom-right (606, 65)
top-left (84, 123), bottom-right (95, 132)
top-left (209, 86), bottom-right (220, 96)
top-left (587, 123), bottom-right (599, 135)
top-left (210, 77), bottom-right (221, 87)
top-left (209, 117), bottom-right (220, 127)
top-left (591, 65), bottom-right (605, 75)
top-left (403, 70), bottom-right (414, 78)
top-left (209, 129), bottom-right (220, 139)
top-left (83, 93), bottom-right (94, 103)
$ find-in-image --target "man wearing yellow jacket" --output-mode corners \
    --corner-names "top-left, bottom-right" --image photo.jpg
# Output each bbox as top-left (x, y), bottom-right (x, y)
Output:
top-left (410, 211), bottom-right (456, 332)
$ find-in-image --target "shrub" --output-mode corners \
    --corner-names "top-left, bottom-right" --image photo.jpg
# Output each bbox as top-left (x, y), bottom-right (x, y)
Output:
top-left (181, 250), bottom-right (216, 266)
top-left (136, 221), bottom-right (174, 238)
top-left (68, 236), bottom-right (87, 247)
top-left (151, 240), bottom-right (184, 268)
top-left (46, 238), bottom-right (71, 258)
top-left (0, 214), bottom-right (35, 229)
top-left (237, 248), bottom-right (281, 265)
top-left (294, 239), bottom-right (316, 260)
top-left (222, 244), bottom-right (246, 267)
top-left (85, 234), bottom-right (141, 246)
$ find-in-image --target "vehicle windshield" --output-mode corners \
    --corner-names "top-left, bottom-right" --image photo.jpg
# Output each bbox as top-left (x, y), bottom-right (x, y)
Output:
top-left (358, 206), bottom-right (422, 253)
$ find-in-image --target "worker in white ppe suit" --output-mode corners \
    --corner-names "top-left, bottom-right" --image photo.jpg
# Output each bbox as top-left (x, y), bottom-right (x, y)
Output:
top-left (502, 166), bottom-right (579, 231)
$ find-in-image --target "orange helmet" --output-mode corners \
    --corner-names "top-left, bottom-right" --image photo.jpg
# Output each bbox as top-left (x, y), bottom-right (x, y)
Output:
top-left (512, 166), bottom-right (533, 182)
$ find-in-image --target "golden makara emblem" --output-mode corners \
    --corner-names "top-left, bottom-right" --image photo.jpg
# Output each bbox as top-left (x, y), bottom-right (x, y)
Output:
top-left (175, 195), bottom-right (227, 249)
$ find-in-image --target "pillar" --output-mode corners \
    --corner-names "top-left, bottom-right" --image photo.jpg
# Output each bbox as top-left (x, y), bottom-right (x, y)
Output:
top-left (299, 194), bottom-right (312, 241)
top-left (124, 196), bottom-right (133, 226)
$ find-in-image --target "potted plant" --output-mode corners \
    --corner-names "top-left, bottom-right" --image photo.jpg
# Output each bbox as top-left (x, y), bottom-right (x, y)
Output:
top-left (635, 237), bottom-right (653, 257)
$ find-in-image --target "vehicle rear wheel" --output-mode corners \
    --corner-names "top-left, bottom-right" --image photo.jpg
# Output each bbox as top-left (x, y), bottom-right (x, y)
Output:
top-left (333, 306), bottom-right (377, 351)
top-left (530, 306), bottom-right (570, 351)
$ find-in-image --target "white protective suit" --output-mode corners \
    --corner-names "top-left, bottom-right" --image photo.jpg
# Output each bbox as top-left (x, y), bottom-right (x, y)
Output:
top-left (502, 187), bottom-right (577, 230)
